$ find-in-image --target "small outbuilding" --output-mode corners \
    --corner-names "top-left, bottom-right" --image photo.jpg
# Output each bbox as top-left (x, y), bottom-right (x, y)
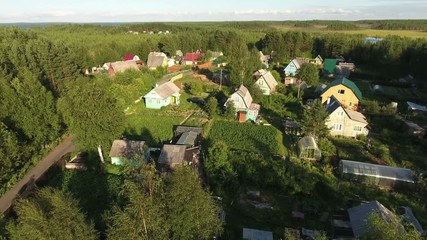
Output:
top-left (339, 160), bottom-right (415, 190)
top-left (109, 140), bottom-right (146, 165)
top-left (298, 136), bottom-right (321, 161)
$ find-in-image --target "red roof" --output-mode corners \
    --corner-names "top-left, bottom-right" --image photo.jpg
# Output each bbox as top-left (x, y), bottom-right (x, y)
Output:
top-left (183, 53), bottom-right (200, 62)
top-left (123, 54), bottom-right (136, 61)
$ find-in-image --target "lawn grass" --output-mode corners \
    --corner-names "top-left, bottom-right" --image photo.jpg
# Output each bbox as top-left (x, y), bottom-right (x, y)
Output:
top-left (208, 120), bottom-right (286, 155)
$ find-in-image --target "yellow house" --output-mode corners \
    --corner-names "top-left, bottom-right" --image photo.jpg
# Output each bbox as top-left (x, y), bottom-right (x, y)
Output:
top-left (321, 78), bottom-right (362, 110)
top-left (326, 97), bottom-right (369, 137)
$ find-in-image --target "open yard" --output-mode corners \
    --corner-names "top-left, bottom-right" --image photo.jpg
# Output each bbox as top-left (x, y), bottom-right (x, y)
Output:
top-left (208, 120), bottom-right (286, 155)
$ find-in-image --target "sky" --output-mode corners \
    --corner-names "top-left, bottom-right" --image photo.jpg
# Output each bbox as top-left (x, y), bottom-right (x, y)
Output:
top-left (1, 0), bottom-right (426, 23)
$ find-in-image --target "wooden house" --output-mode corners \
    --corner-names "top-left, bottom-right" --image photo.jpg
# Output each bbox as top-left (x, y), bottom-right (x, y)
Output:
top-left (144, 81), bottom-right (181, 109)
top-left (224, 85), bottom-right (260, 122)
top-left (284, 58), bottom-right (305, 76)
top-left (123, 54), bottom-right (140, 61)
top-left (253, 69), bottom-right (278, 95)
top-left (182, 52), bottom-right (201, 65)
top-left (105, 61), bottom-right (140, 76)
top-left (109, 140), bottom-right (146, 165)
top-left (326, 97), bottom-right (368, 137)
top-left (147, 52), bottom-right (168, 70)
top-left (321, 78), bottom-right (362, 111)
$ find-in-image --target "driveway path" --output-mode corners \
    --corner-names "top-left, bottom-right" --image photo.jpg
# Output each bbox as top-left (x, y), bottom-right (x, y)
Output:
top-left (0, 135), bottom-right (75, 214)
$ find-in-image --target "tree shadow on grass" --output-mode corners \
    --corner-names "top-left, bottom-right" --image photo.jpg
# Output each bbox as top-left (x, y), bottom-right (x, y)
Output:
top-left (48, 151), bottom-right (125, 239)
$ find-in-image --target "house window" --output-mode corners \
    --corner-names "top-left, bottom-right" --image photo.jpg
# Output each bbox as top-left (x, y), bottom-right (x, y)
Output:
top-left (354, 126), bottom-right (362, 131)
top-left (349, 102), bottom-right (353, 106)
top-left (333, 123), bottom-right (342, 130)
top-left (156, 100), bottom-right (161, 104)
top-left (234, 96), bottom-right (240, 102)
top-left (338, 89), bottom-right (345, 94)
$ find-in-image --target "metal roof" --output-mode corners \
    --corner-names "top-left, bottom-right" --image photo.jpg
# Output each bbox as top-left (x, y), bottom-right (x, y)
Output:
top-left (340, 160), bottom-right (414, 183)
top-left (109, 140), bottom-right (145, 158)
top-left (348, 201), bottom-right (397, 237)
top-left (254, 69), bottom-right (278, 90)
top-left (322, 78), bottom-right (363, 100)
top-left (158, 144), bottom-right (187, 166)
top-left (176, 131), bottom-right (198, 146)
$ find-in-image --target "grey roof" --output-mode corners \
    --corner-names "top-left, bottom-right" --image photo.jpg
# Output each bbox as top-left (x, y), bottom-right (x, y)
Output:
top-left (345, 109), bottom-right (368, 124)
top-left (158, 144), bottom-right (187, 167)
top-left (254, 69), bottom-right (278, 90)
top-left (243, 228), bottom-right (273, 240)
top-left (348, 201), bottom-right (397, 237)
top-left (407, 101), bottom-right (427, 112)
top-left (109, 140), bottom-right (145, 158)
top-left (145, 81), bottom-right (180, 99)
top-left (236, 84), bottom-right (253, 108)
top-left (292, 58), bottom-right (308, 68)
top-left (175, 126), bottom-right (203, 137)
top-left (147, 52), bottom-right (167, 68)
top-left (326, 97), bottom-right (367, 124)
top-left (176, 131), bottom-right (198, 146)
top-left (402, 206), bottom-right (424, 235)
top-left (110, 61), bottom-right (139, 73)
top-left (340, 160), bottom-right (415, 183)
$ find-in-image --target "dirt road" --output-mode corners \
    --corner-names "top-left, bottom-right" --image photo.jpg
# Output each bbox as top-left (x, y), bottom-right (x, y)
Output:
top-left (0, 135), bottom-right (75, 214)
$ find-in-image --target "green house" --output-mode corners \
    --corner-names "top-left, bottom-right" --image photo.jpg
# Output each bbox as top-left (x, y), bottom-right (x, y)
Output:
top-left (109, 139), bottom-right (146, 165)
top-left (144, 81), bottom-right (181, 109)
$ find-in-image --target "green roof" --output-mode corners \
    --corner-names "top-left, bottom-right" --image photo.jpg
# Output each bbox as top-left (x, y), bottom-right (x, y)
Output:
top-left (322, 78), bottom-right (363, 100)
top-left (323, 58), bottom-right (337, 74)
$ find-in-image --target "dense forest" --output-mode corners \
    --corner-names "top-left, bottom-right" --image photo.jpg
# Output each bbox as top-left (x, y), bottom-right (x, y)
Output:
top-left (0, 20), bottom-right (427, 238)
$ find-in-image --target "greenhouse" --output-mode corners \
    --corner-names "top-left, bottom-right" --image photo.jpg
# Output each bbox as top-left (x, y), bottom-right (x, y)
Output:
top-left (298, 136), bottom-right (321, 161)
top-left (339, 160), bottom-right (415, 189)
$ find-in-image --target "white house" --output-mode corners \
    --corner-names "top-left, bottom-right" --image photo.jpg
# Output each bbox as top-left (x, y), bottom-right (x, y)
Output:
top-left (253, 69), bottom-right (278, 95)
top-left (326, 97), bottom-right (369, 137)
top-left (224, 85), bottom-right (260, 122)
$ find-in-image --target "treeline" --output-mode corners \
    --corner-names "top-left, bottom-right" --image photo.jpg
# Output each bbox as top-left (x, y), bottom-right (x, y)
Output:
top-left (360, 20), bottom-right (427, 31)
top-left (0, 28), bottom-right (83, 193)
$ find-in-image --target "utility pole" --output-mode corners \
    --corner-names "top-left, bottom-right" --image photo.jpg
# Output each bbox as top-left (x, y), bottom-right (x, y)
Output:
top-left (220, 69), bottom-right (223, 90)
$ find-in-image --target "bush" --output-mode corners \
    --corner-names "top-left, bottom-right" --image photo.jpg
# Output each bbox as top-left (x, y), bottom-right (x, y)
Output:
top-left (187, 81), bottom-right (203, 95)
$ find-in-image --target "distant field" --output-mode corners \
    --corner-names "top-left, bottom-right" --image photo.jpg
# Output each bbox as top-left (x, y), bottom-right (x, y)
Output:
top-left (271, 24), bottom-right (427, 38)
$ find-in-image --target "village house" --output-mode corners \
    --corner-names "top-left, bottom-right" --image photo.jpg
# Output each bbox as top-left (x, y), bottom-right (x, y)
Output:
top-left (336, 62), bottom-right (355, 78)
top-left (123, 54), bottom-right (140, 61)
top-left (348, 201), bottom-right (397, 238)
top-left (109, 139), bottom-right (146, 165)
top-left (321, 78), bottom-right (362, 111)
top-left (259, 51), bottom-right (270, 68)
top-left (295, 55), bottom-right (323, 66)
top-left (224, 85), bottom-right (260, 122)
top-left (157, 144), bottom-right (200, 170)
top-left (144, 81), bottom-right (181, 109)
top-left (284, 55), bottom-right (323, 77)
top-left (325, 97), bottom-right (368, 137)
top-left (182, 52), bottom-right (201, 65)
top-left (147, 52), bottom-right (168, 70)
top-left (253, 69), bottom-right (278, 95)
top-left (104, 61), bottom-right (140, 76)
top-left (284, 58), bottom-right (305, 76)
